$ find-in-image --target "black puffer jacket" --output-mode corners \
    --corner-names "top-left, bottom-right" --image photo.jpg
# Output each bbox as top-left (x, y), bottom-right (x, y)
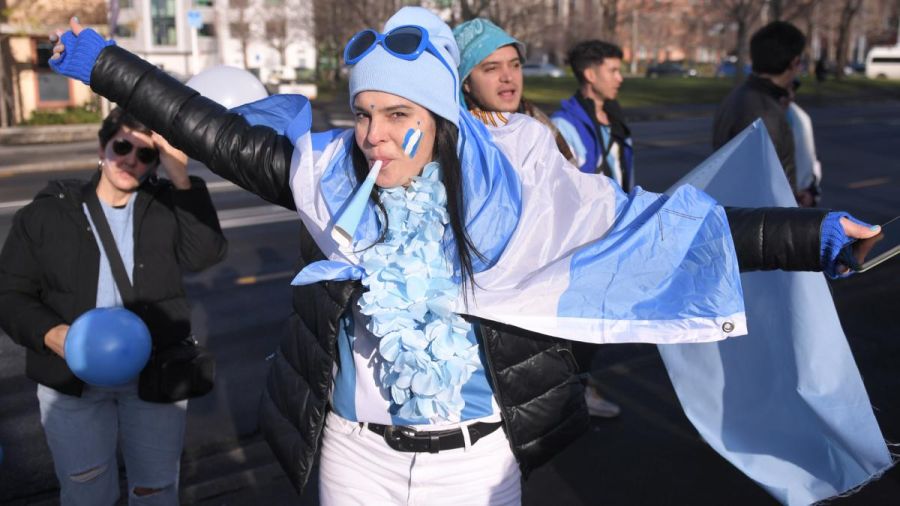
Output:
top-left (87, 45), bottom-right (828, 493)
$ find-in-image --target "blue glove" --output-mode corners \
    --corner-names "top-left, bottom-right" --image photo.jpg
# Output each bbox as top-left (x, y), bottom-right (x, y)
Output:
top-left (820, 211), bottom-right (875, 279)
top-left (49, 28), bottom-right (115, 85)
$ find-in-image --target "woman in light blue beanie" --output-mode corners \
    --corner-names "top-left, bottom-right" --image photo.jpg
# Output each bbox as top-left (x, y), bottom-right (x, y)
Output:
top-left (49, 6), bottom-right (886, 506)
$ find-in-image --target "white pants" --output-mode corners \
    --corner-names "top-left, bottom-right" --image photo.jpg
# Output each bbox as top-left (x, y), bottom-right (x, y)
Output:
top-left (319, 412), bottom-right (521, 506)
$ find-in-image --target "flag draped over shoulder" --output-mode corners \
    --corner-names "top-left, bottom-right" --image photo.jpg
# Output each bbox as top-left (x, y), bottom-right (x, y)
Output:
top-left (463, 115), bottom-right (746, 345)
top-left (659, 120), bottom-right (893, 505)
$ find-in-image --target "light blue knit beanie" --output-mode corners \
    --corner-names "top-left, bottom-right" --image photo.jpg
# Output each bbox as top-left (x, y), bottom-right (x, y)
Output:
top-left (348, 7), bottom-right (460, 127)
top-left (453, 18), bottom-right (525, 83)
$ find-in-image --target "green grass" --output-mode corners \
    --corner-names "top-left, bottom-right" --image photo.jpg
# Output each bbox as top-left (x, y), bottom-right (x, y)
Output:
top-left (795, 75), bottom-right (900, 102)
top-left (306, 73), bottom-right (900, 111)
top-left (523, 75), bottom-right (900, 109)
top-left (25, 105), bottom-right (102, 125)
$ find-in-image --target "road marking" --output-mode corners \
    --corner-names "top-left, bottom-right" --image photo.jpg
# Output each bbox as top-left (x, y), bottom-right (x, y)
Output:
top-left (636, 136), bottom-right (708, 148)
top-left (217, 204), bottom-right (298, 229)
top-left (235, 270), bottom-right (295, 285)
top-left (0, 157), bottom-right (96, 175)
top-left (206, 180), bottom-right (246, 193)
top-left (847, 177), bottom-right (891, 189)
top-left (0, 199), bottom-right (32, 210)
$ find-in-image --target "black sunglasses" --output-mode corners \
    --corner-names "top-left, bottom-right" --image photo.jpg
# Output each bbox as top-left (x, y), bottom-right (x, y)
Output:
top-left (111, 139), bottom-right (159, 165)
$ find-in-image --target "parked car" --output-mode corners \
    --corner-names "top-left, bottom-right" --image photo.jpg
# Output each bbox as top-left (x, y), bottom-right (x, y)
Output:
top-left (522, 62), bottom-right (565, 78)
top-left (844, 61), bottom-right (866, 75)
top-left (865, 46), bottom-right (900, 79)
top-left (645, 61), bottom-right (697, 78)
top-left (714, 58), bottom-right (752, 78)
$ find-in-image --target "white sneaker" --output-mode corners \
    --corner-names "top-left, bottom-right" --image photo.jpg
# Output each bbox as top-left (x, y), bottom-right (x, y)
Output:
top-left (585, 391), bottom-right (621, 418)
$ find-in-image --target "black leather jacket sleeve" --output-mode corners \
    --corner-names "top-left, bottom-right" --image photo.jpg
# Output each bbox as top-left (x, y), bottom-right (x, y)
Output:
top-left (89, 47), bottom-right (826, 275)
top-left (725, 207), bottom-right (827, 272)
top-left (91, 46), bottom-right (296, 210)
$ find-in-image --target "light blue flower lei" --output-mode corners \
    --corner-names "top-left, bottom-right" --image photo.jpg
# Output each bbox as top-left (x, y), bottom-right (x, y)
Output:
top-left (357, 162), bottom-right (480, 422)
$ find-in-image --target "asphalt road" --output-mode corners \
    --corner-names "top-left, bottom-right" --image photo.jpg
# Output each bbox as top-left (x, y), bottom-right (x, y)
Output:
top-left (0, 101), bottom-right (898, 505)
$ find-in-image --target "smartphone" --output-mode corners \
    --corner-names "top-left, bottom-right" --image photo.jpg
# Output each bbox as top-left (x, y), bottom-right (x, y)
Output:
top-left (840, 216), bottom-right (900, 273)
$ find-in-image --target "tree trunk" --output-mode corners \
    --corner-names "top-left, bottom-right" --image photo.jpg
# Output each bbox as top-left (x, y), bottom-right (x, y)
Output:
top-left (0, 35), bottom-right (9, 127)
top-left (834, 0), bottom-right (863, 81)
top-left (602, 0), bottom-right (619, 41)
top-left (735, 19), bottom-right (749, 83)
top-left (769, 0), bottom-right (782, 21)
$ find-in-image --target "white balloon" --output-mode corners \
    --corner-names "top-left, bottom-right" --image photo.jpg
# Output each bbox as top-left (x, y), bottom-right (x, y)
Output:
top-left (186, 65), bottom-right (268, 108)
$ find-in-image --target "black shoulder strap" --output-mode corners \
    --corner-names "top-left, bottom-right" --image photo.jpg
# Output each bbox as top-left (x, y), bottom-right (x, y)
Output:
top-left (83, 187), bottom-right (135, 306)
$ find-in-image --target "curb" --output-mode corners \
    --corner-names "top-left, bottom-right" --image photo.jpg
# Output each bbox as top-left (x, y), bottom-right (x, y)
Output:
top-left (0, 124), bottom-right (99, 146)
top-left (1, 157), bottom-right (96, 176)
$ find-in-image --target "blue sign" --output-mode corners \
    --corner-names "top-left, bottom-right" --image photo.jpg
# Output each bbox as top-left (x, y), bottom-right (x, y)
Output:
top-left (187, 10), bottom-right (203, 30)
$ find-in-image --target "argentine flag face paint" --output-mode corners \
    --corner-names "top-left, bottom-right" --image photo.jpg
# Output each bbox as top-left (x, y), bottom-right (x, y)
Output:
top-left (403, 128), bottom-right (423, 158)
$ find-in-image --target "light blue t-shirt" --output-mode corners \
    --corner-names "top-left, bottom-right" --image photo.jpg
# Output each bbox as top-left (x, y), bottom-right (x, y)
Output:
top-left (83, 195), bottom-right (135, 307)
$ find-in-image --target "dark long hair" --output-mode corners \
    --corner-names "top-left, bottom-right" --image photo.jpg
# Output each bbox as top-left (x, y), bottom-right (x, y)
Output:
top-left (351, 115), bottom-right (483, 295)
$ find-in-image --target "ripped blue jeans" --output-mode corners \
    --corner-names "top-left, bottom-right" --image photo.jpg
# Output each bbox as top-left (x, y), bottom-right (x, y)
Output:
top-left (37, 383), bottom-right (187, 506)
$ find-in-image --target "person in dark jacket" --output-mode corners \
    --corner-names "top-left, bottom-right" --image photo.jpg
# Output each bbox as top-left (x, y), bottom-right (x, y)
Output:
top-left (0, 107), bottom-right (227, 505)
top-left (47, 10), bottom-right (879, 505)
top-left (712, 21), bottom-right (816, 206)
top-left (551, 40), bottom-right (635, 193)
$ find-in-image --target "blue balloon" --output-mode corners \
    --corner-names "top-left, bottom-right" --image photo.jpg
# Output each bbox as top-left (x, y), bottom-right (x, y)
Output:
top-left (64, 307), bottom-right (152, 387)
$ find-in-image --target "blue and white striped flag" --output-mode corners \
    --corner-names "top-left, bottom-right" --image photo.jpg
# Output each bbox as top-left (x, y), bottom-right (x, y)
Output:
top-left (659, 120), bottom-right (892, 505)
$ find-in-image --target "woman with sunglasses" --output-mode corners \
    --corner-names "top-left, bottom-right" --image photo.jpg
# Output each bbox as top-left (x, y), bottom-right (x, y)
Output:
top-left (45, 7), bottom-right (885, 505)
top-left (0, 107), bottom-right (227, 505)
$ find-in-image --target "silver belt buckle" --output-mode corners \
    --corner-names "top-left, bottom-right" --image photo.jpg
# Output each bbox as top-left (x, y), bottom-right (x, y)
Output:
top-left (383, 425), bottom-right (417, 450)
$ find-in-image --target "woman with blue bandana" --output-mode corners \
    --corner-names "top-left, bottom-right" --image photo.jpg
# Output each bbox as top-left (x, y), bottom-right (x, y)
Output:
top-left (47, 6), bottom-right (884, 505)
top-left (453, 18), bottom-right (575, 164)
top-left (455, 17), bottom-right (622, 420)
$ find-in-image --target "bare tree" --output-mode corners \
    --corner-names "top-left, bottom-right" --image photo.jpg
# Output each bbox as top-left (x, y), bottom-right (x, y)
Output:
top-left (833, 0), bottom-right (864, 79)
top-left (256, 0), bottom-right (315, 81)
top-left (311, 0), bottom-right (372, 82)
top-left (459, 0), bottom-right (492, 21)
top-left (1, 0), bottom-right (12, 127)
top-left (717, 0), bottom-right (766, 81)
top-left (228, 0), bottom-right (253, 69)
top-left (601, 0), bottom-right (620, 41)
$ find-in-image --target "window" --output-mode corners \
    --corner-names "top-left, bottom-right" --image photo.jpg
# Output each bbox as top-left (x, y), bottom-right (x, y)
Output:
top-left (199, 23), bottom-right (215, 37)
top-left (36, 41), bottom-right (54, 68)
top-left (34, 41), bottom-right (71, 104)
top-left (151, 0), bottom-right (177, 46)
top-left (872, 57), bottom-right (900, 64)
top-left (114, 23), bottom-right (136, 38)
top-left (195, 0), bottom-right (214, 5)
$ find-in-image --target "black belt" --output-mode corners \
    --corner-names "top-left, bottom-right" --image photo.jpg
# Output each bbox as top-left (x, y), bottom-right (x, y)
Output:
top-left (366, 421), bottom-right (503, 453)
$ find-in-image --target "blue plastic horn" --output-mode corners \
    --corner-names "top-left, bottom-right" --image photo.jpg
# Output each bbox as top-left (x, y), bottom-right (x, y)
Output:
top-left (331, 129), bottom-right (422, 248)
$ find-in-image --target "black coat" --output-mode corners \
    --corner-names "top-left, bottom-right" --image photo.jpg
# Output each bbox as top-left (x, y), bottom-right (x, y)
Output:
top-left (0, 173), bottom-right (227, 397)
top-left (85, 45), bottom-right (829, 493)
top-left (712, 74), bottom-right (796, 189)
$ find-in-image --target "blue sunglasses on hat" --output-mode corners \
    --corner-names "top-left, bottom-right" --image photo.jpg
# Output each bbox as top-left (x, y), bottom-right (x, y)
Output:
top-left (343, 25), bottom-right (458, 98)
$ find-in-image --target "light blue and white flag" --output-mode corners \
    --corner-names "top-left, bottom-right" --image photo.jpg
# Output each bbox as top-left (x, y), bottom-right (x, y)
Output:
top-left (267, 99), bottom-right (747, 348)
top-left (659, 120), bottom-right (892, 505)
